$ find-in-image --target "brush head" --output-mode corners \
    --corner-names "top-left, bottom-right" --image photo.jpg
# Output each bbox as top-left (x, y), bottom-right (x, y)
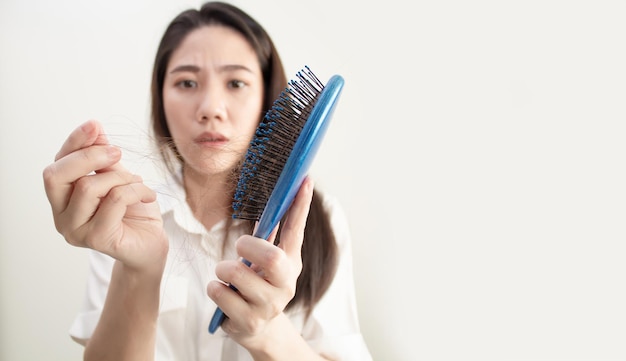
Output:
top-left (232, 66), bottom-right (327, 221)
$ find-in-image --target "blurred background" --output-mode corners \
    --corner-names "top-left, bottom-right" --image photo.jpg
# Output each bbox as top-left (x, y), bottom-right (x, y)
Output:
top-left (1, 0), bottom-right (625, 360)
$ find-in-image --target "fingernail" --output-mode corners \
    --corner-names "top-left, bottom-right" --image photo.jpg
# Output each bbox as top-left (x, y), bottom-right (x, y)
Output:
top-left (108, 146), bottom-right (121, 158)
top-left (81, 121), bottom-right (94, 133)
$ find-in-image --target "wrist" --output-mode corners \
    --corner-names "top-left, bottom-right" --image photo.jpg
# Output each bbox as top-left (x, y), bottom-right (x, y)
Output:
top-left (120, 232), bottom-right (169, 279)
top-left (245, 313), bottom-right (320, 361)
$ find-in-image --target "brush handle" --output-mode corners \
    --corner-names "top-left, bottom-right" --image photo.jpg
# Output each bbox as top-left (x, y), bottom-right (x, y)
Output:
top-left (208, 75), bottom-right (345, 334)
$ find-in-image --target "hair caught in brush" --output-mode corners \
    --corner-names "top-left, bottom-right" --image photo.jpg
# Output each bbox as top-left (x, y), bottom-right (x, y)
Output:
top-left (232, 67), bottom-right (325, 221)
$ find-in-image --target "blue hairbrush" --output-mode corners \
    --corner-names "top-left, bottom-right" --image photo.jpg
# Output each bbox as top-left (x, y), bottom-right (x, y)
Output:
top-left (208, 66), bottom-right (345, 333)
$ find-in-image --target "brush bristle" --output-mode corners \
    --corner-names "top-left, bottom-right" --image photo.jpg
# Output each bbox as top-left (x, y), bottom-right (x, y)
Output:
top-left (232, 66), bottom-right (325, 220)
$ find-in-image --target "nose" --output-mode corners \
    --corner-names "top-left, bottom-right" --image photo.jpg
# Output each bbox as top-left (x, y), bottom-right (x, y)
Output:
top-left (196, 85), bottom-right (226, 123)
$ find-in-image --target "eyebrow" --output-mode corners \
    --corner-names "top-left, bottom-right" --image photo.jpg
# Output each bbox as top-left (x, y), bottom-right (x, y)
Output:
top-left (168, 64), bottom-right (255, 74)
top-left (169, 64), bottom-right (200, 74)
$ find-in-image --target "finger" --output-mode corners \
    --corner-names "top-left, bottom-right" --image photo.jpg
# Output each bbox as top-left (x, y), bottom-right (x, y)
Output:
top-left (210, 261), bottom-right (281, 324)
top-left (206, 280), bottom-right (250, 329)
top-left (236, 235), bottom-right (284, 269)
top-left (278, 177), bottom-right (314, 257)
top-left (54, 120), bottom-right (101, 161)
top-left (235, 236), bottom-right (292, 289)
top-left (214, 260), bottom-right (254, 294)
top-left (55, 120), bottom-right (126, 173)
top-left (83, 182), bottom-right (157, 250)
top-left (90, 121), bottom-right (127, 173)
top-left (58, 171), bottom-right (143, 232)
top-left (247, 221), bottom-right (278, 274)
top-left (208, 260), bottom-right (262, 312)
top-left (43, 145), bottom-right (122, 214)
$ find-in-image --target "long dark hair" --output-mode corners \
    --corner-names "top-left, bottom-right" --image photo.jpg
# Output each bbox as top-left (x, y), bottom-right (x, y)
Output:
top-left (150, 1), bottom-right (338, 316)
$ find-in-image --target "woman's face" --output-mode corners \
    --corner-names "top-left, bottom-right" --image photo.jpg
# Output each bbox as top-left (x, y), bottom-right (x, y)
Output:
top-left (163, 25), bottom-right (264, 178)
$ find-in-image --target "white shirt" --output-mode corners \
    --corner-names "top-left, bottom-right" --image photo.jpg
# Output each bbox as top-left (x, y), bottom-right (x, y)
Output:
top-left (69, 175), bottom-right (372, 360)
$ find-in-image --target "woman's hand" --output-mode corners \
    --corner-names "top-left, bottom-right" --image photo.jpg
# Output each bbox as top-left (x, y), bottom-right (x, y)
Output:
top-left (207, 177), bottom-right (314, 349)
top-left (43, 120), bottom-right (168, 273)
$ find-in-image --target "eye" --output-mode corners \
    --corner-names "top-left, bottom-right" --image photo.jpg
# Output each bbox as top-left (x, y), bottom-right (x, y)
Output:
top-left (176, 80), bottom-right (198, 89)
top-left (228, 80), bottom-right (246, 89)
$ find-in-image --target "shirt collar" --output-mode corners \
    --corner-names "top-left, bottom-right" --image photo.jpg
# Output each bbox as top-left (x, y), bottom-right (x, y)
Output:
top-left (156, 170), bottom-right (248, 235)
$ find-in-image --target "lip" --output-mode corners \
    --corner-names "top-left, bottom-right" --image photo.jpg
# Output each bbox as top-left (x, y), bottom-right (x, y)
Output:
top-left (194, 131), bottom-right (229, 147)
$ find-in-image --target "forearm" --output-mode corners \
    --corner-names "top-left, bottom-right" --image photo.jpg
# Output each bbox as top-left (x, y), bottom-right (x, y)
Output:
top-left (84, 260), bottom-right (164, 361)
top-left (247, 313), bottom-right (332, 361)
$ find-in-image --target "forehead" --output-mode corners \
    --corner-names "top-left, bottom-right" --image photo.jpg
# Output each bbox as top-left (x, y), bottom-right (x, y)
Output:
top-left (168, 25), bottom-right (260, 71)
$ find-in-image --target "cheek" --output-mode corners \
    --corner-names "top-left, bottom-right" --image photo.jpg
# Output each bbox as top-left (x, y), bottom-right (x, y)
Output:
top-left (238, 107), bottom-right (262, 143)
top-left (163, 92), bottom-right (185, 136)
top-left (240, 94), bottom-right (264, 132)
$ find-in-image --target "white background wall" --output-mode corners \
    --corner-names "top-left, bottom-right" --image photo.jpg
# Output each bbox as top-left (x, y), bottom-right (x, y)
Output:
top-left (1, 0), bottom-right (625, 360)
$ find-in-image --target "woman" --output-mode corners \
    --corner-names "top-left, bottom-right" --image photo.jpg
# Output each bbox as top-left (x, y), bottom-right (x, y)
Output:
top-left (43, 2), bottom-right (371, 360)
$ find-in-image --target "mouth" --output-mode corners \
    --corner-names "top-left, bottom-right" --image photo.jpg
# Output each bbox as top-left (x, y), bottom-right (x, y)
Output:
top-left (194, 132), bottom-right (228, 146)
